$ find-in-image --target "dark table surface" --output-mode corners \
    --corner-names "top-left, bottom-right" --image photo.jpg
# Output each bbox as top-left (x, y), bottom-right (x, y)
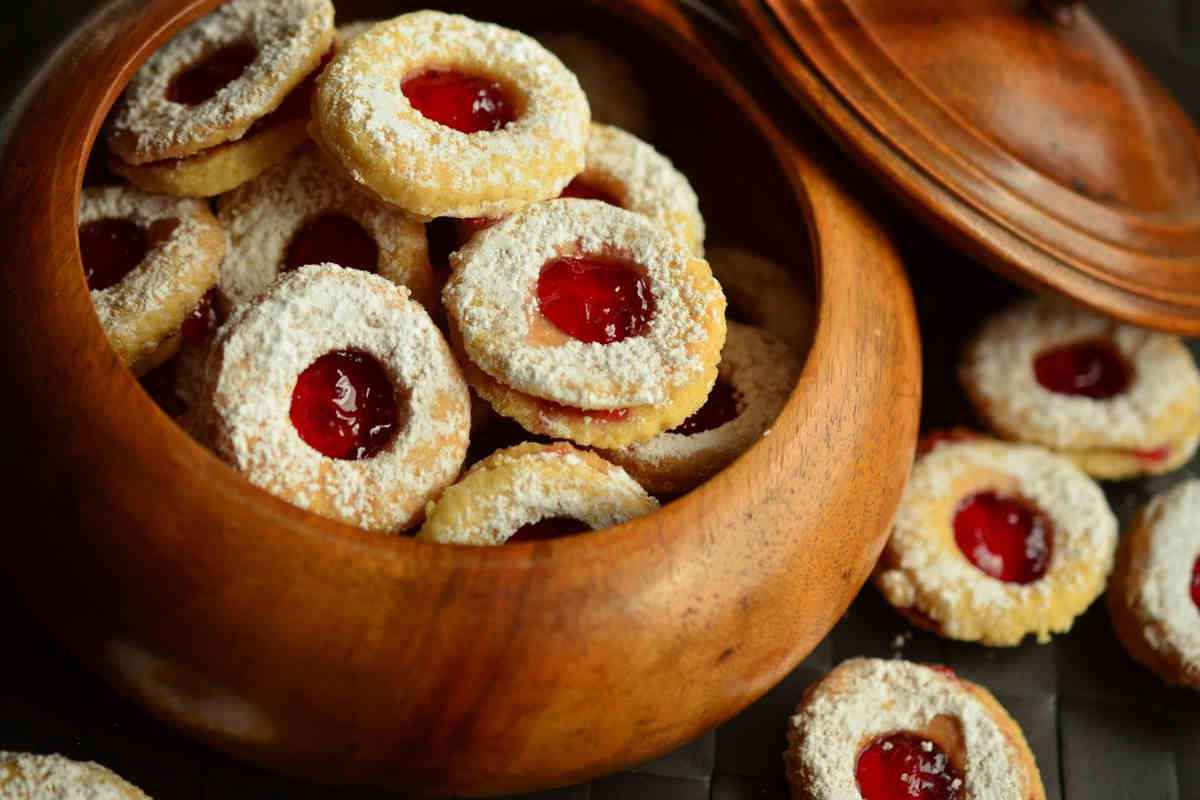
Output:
top-left (4, 2), bottom-right (1200, 799)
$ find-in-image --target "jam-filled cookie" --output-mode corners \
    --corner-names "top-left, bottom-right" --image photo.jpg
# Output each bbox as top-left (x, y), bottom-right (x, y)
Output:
top-left (336, 19), bottom-right (378, 44)
top-left (418, 442), bottom-right (658, 545)
top-left (443, 199), bottom-right (726, 448)
top-left (107, 0), bottom-right (335, 197)
top-left (708, 247), bottom-right (814, 356)
top-left (786, 659), bottom-right (1046, 800)
top-left (600, 323), bottom-right (799, 493)
top-left (1109, 480), bottom-right (1200, 689)
top-left (875, 436), bottom-right (1118, 646)
top-left (139, 287), bottom-right (221, 435)
top-left (312, 11), bottom-right (590, 220)
top-left (80, 186), bottom-right (226, 375)
top-left (201, 264), bottom-right (470, 533)
top-left (1, 752), bottom-right (150, 799)
top-left (961, 297), bottom-right (1200, 479)
top-left (217, 147), bottom-right (433, 311)
top-left (537, 33), bottom-right (653, 140)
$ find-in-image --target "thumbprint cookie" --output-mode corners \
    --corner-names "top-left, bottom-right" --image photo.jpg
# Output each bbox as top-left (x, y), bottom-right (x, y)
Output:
top-left (418, 442), bottom-right (658, 546)
top-left (786, 659), bottom-right (1046, 800)
top-left (875, 437), bottom-right (1118, 646)
top-left (1, 752), bottom-right (151, 799)
top-left (1109, 480), bottom-right (1200, 689)
top-left (537, 33), bottom-right (653, 140)
top-left (443, 199), bottom-right (726, 448)
top-left (201, 265), bottom-right (470, 533)
top-left (217, 147), bottom-right (433, 311)
top-left (600, 323), bottom-right (800, 493)
top-left (336, 19), bottom-right (379, 45)
top-left (80, 186), bottom-right (226, 375)
top-left (107, 0), bottom-right (336, 197)
top-left (450, 123), bottom-right (705, 257)
top-left (961, 297), bottom-right (1200, 479)
top-left (708, 247), bottom-right (814, 356)
top-left (312, 11), bottom-right (590, 220)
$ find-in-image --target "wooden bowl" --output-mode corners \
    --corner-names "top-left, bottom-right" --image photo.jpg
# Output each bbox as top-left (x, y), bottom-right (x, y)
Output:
top-left (0, 0), bottom-right (920, 795)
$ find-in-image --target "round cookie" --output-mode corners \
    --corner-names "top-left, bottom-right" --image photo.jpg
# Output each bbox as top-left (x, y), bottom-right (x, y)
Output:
top-left (0, 752), bottom-right (150, 799)
top-left (217, 147), bottom-right (433, 311)
top-left (707, 246), bottom-right (814, 356)
top-left (786, 659), bottom-right (1045, 800)
top-left (312, 11), bottom-right (590, 220)
top-left (600, 323), bottom-right (800, 493)
top-left (80, 186), bottom-right (226, 375)
top-left (961, 297), bottom-right (1200, 479)
top-left (418, 442), bottom-right (658, 546)
top-left (1108, 479), bottom-right (1200, 689)
top-left (201, 264), bottom-right (470, 533)
top-left (536, 32), bottom-right (653, 140)
top-left (875, 436), bottom-right (1118, 646)
top-left (443, 199), bottom-right (726, 448)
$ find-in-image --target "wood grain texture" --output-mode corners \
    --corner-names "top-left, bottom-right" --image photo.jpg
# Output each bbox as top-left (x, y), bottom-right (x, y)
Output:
top-left (733, 0), bottom-right (1200, 334)
top-left (0, 0), bottom-right (920, 795)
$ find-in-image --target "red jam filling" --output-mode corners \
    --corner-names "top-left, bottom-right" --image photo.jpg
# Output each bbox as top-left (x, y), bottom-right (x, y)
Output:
top-left (917, 429), bottom-right (979, 458)
top-left (401, 69), bottom-right (516, 133)
top-left (79, 218), bottom-right (149, 291)
top-left (289, 350), bottom-right (399, 461)
top-left (537, 256), bottom-right (655, 344)
top-left (508, 516), bottom-right (591, 543)
top-left (1033, 339), bottom-right (1131, 399)
top-left (953, 492), bottom-right (1052, 585)
top-left (559, 177), bottom-right (623, 207)
top-left (672, 379), bottom-right (740, 436)
top-left (284, 213), bottom-right (380, 274)
top-left (1191, 557), bottom-right (1200, 612)
top-left (856, 732), bottom-right (963, 800)
top-left (540, 399), bottom-right (631, 423)
top-left (167, 42), bottom-right (259, 106)
top-left (181, 288), bottom-right (220, 346)
top-left (1130, 445), bottom-right (1171, 464)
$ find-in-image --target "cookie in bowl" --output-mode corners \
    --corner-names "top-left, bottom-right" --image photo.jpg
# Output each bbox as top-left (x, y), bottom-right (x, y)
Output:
top-left (961, 297), bottom-right (1200, 479)
top-left (107, 0), bottom-right (336, 197)
top-left (444, 199), bottom-right (726, 449)
top-left (199, 264), bottom-right (470, 533)
top-left (875, 435), bottom-right (1118, 646)
top-left (1, 752), bottom-right (150, 799)
top-left (418, 442), bottom-right (658, 546)
top-left (1109, 479), bottom-right (1200, 690)
top-left (786, 659), bottom-right (1045, 800)
top-left (708, 246), bottom-right (814, 357)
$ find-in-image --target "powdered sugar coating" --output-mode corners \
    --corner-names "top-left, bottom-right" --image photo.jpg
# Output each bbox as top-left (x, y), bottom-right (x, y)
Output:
top-left (0, 752), bottom-right (150, 799)
top-left (82, 186), bottom-right (226, 373)
top-left (444, 199), bottom-right (726, 409)
top-left (1124, 480), bottom-right (1200, 677)
top-left (336, 20), bottom-right (379, 44)
top-left (311, 11), bottom-right (590, 220)
top-left (877, 438), bottom-right (1117, 645)
top-left (205, 264), bottom-right (469, 533)
top-left (602, 323), bottom-right (800, 492)
top-left (217, 147), bottom-right (432, 309)
top-left (786, 659), bottom-right (1034, 800)
top-left (580, 123), bottom-right (704, 255)
top-left (418, 442), bottom-right (658, 546)
top-left (962, 297), bottom-right (1200, 451)
top-left (108, 0), bottom-right (334, 164)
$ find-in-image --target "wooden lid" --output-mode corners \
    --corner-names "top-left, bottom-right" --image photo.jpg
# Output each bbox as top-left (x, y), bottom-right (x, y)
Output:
top-left (734, 0), bottom-right (1200, 333)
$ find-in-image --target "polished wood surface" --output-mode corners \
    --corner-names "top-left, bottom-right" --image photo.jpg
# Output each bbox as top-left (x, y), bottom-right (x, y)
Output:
top-left (734, 0), bottom-right (1200, 334)
top-left (0, 1), bottom-right (920, 795)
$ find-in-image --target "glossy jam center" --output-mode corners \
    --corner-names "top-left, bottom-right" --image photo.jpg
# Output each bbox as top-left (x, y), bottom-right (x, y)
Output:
top-left (1033, 339), bottom-right (1131, 399)
top-left (284, 214), bottom-right (380, 273)
top-left (181, 288), bottom-right (220, 346)
top-left (537, 256), bottom-right (655, 344)
top-left (1191, 557), bottom-right (1200, 612)
top-left (559, 177), bottom-right (623, 207)
top-left (953, 492), bottom-right (1052, 584)
top-left (672, 379), bottom-right (740, 436)
top-left (508, 516), bottom-right (591, 543)
top-left (401, 69), bottom-right (516, 133)
top-left (856, 732), bottom-right (963, 800)
top-left (167, 42), bottom-right (258, 106)
top-left (289, 350), bottom-right (399, 461)
top-left (79, 218), bottom-right (148, 291)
